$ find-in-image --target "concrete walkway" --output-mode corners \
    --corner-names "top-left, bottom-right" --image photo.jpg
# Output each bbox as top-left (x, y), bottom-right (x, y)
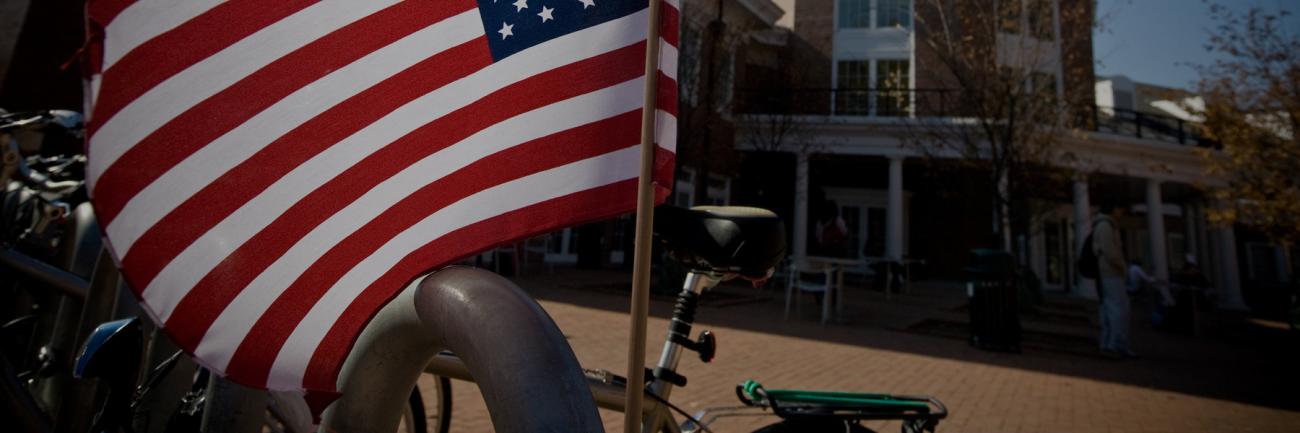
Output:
top-left (416, 269), bottom-right (1300, 433)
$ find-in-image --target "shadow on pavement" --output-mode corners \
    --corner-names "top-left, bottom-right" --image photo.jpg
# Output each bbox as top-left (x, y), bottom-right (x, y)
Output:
top-left (511, 268), bottom-right (1300, 413)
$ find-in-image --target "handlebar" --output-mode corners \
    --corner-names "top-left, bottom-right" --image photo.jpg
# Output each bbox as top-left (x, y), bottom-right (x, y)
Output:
top-left (3, 125), bottom-right (84, 195)
top-left (0, 110), bottom-right (83, 135)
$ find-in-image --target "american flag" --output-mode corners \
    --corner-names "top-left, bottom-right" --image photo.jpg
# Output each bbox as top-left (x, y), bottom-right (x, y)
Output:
top-left (84, 0), bottom-right (678, 393)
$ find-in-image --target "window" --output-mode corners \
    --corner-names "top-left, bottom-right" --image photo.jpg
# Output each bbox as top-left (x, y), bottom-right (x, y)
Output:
top-left (865, 207), bottom-right (886, 257)
top-left (1114, 90), bottom-right (1134, 111)
top-left (1246, 243), bottom-right (1286, 282)
top-left (999, 0), bottom-right (1022, 34)
top-left (876, 0), bottom-right (911, 29)
top-left (705, 174), bottom-right (730, 206)
top-left (673, 168), bottom-right (695, 207)
top-left (838, 0), bottom-right (871, 29)
top-left (841, 206), bottom-right (862, 258)
top-left (876, 60), bottom-right (911, 116)
top-left (1002, 0), bottom-right (1054, 39)
top-left (1027, 0), bottom-right (1055, 40)
top-left (836, 60), bottom-right (871, 115)
top-left (609, 216), bottom-right (630, 265)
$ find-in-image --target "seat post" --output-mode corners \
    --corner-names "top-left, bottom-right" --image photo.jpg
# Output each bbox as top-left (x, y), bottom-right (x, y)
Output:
top-left (644, 271), bottom-right (721, 430)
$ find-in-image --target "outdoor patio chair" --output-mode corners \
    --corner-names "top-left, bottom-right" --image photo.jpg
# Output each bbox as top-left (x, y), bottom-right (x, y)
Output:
top-left (785, 259), bottom-right (836, 325)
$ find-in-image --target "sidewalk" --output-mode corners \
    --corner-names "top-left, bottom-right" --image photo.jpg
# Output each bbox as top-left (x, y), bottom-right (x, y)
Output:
top-left (417, 268), bottom-right (1300, 433)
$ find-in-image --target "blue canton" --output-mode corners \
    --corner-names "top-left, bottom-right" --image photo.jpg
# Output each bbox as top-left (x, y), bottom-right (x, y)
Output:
top-left (476, 0), bottom-right (647, 61)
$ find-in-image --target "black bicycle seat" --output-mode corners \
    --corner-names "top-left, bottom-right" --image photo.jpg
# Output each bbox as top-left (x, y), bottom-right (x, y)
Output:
top-left (654, 205), bottom-right (787, 279)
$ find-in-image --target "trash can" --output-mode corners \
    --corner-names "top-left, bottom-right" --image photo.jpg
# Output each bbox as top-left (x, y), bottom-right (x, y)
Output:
top-left (965, 249), bottom-right (1021, 352)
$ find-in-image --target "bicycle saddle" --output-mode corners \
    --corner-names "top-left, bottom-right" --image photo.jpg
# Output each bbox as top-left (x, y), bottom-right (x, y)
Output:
top-left (654, 205), bottom-right (787, 279)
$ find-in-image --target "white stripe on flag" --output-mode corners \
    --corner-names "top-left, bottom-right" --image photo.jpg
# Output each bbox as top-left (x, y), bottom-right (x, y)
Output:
top-left (193, 77), bottom-right (645, 371)
top-left (106, 9), bottom-right (485, 257)
top-left (660, 41), bottom-right (678, 81)
top-left (102, 0), bottom-right (226, 69)
top-left (89, 0), bottom-right (401, 186)
top-left (142, 9), bottom-right (654, 322)
top-left (268, 145), bottom-right (643, 390)
top-left (88, 75), bottom-right (102, 117)
top-left (656, 110), bottom-right (678, 153)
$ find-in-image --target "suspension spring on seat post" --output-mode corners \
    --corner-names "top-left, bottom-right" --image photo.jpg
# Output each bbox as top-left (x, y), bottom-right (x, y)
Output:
top-left (668, 289), bottom-right (699, 343)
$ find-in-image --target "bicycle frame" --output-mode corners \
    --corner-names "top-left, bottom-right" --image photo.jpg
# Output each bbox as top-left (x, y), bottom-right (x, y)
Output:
top-left (422, 270), bottom-right (729, 433)
top-left (326, 267), bottom-right (602, 433)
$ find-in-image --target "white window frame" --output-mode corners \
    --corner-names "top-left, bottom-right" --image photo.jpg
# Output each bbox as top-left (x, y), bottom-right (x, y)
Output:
top-left (674, 167), bottom-right (696, 207)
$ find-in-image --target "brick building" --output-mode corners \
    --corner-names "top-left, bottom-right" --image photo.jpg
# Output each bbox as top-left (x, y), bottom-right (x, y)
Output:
top-left (712, 0), bottom-right (1272, 310)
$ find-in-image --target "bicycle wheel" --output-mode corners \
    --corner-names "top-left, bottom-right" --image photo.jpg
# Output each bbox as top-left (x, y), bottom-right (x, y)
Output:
top-left (399, 386), bottom-right (426, 433)
top-left (406, 374), bottom-right (452, 433)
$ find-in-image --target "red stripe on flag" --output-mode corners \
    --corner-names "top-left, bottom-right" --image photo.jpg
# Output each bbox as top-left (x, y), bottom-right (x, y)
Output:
top-left (134, 39), bottom-right (489, 346)
top-left (92, 0), bottom-right (475, 226)
top-left (302, 178), bottom-right (644, 391)
top-left (658, 73), bottom-right (678, 117)
top-left (654, 146), bottom-right (676, 200)
top-left (157, 43), bottom-right (647, 355)
top-left (661, 2), bottom-right (680, 48)
top-left (87, 0), bottom-right (136, 26)
top-left (118, 38), bottom-right (491, 295)
top-left (88, 0), bottom-right (317, 137)
top-left (228, 111), bottom-right (643, 386)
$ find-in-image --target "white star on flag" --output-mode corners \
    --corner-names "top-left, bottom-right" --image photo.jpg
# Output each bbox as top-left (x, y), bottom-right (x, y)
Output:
top-left (513, 0), bottom-right (529, 12)
top-left (538, 6), bottom-right (555, 22)
top-left (579, 0), bottom-right (595, 8)
top-left (498, 21), bottom-right (514, 39)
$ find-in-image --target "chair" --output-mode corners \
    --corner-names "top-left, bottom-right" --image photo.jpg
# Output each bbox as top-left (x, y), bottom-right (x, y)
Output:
top-left (785, 259), bottom-right (836, 325)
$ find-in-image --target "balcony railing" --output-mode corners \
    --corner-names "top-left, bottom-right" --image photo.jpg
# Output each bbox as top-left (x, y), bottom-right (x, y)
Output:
top-left (736, 87), bottom-right (958, 117)
top-left (1089, 105), bottom-right (1219, 148)
top-left (734, 88), bottom-right (1220, 148)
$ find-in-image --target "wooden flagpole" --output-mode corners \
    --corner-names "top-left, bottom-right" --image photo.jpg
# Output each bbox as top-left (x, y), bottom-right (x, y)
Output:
top-left (625, 0), bottom-right (663, 431)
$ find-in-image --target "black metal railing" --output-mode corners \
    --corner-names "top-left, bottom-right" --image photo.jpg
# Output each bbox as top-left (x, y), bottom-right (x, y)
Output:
top-left (734, 87), bottom-right (1220, 148)
top-left (735, 87), bottom-right (961, 118)
top-left (1089, 105), bottom-right (1219, 148)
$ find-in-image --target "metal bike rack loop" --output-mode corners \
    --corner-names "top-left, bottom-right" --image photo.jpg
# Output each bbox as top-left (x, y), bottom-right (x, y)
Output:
top-left (321, 266), bottom-right (602, 433)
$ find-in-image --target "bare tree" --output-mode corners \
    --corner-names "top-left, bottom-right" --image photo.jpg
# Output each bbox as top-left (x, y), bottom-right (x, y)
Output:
top-left (900, 0), bottom-right (1095, 257)
top-left (1195, 3), bottom-right (1300, 246)
top-left (676, 0), bottom-right (768, 202)
top-left (735, 29), bottom-right (819, 156)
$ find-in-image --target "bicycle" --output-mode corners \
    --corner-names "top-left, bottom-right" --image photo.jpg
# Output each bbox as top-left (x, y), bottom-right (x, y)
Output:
top-left (422, 205), bottom-right (947, 433)
top-left (2, 109), bottom-right (100, 431)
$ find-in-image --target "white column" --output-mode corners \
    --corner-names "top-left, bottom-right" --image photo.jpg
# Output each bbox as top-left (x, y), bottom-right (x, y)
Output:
top-left (1072, 178), bottom-right (1096, 299)
top-left (793, 152), bottom-right (810, 263)
top-left (1216, 221), bottom-right (1248, 310)
top-left (1194, 204), bottom-right (1215, 282)
top-left (886, 156), bottom-right (905, 261)
top-left (1146, 179), bottom-right (1170, 281)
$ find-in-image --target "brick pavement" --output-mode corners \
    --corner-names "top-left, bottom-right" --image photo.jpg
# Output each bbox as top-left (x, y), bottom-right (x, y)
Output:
top-left (415, 270), bottom-right (1300, 433)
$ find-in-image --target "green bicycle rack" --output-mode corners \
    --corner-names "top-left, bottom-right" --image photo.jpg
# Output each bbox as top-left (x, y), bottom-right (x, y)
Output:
top-left (735, 380), bottom-right (947, 433)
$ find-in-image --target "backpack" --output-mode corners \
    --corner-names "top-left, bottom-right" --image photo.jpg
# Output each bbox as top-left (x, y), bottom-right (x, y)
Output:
top-left (1076, 219), bottom-right (1107, 280)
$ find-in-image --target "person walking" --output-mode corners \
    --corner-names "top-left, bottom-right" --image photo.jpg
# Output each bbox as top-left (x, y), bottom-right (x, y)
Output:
top-left (1093, 202), bottom-right (1136, 358)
